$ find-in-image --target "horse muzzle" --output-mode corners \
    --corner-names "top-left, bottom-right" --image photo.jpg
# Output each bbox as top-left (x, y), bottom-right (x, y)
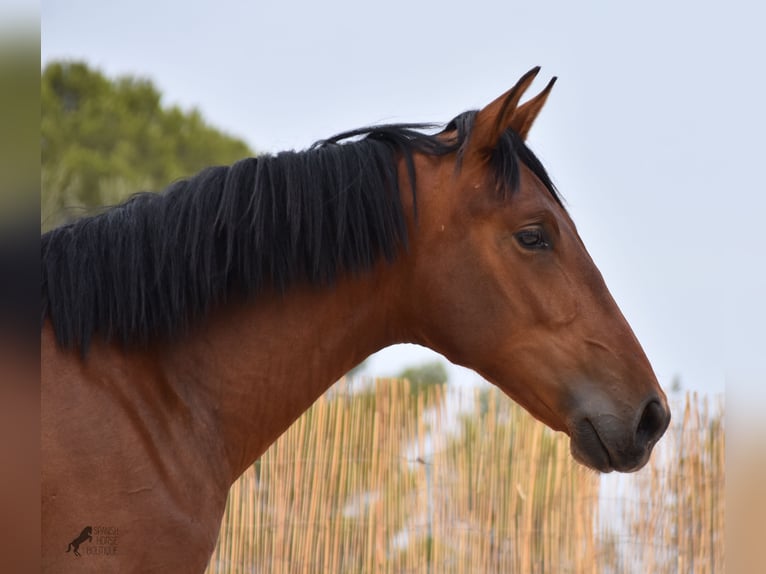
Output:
top-left (568, 395), bottom-right (671, 473)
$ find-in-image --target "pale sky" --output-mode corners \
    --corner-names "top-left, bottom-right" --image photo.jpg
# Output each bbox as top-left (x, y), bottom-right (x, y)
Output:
top-left (42, 0), bottom-right (766, 397)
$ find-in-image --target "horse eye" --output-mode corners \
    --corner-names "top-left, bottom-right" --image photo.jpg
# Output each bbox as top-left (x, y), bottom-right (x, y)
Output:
top-left (515, 228), bottom-right (550, 250)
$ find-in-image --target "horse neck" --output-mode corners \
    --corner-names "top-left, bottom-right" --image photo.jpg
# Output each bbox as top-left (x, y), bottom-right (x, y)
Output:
top-left (163, 262), bottom-right (407, 482)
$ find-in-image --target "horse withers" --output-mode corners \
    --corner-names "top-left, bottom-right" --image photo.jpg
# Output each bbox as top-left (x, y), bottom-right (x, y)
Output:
top-left (41, 68), bottom-right (670, 572)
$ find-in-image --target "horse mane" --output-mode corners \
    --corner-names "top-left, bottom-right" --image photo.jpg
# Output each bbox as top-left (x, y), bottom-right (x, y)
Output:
top-left (41, 111), bottom-right (560, 352)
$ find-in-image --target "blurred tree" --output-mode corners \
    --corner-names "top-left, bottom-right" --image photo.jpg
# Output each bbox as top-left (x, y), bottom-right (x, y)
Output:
top-left (397, 360), bottom-right (448, 395)
top-left (41, 61), bottom-right (253, 230)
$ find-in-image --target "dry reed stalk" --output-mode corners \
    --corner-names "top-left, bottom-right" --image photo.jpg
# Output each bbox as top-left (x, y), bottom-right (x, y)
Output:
top-left (205, 383), bottom-right (723, 573)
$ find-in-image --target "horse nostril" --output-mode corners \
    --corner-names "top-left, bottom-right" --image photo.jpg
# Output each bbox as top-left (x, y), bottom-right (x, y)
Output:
top-left (635, 399), bottom-right (669, 448)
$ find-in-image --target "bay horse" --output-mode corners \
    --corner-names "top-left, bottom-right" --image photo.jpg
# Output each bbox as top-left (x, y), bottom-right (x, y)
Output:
top-left (41, 68), bottom-right (670, 572)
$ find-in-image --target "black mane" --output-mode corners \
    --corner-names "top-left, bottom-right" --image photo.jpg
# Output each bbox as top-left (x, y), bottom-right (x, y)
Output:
top-left (41, 111), bottom-right (560, 352)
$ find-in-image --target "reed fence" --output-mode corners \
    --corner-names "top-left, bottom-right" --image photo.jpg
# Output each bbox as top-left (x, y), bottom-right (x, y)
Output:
top-left (206, 381), bottom-right (724, 573)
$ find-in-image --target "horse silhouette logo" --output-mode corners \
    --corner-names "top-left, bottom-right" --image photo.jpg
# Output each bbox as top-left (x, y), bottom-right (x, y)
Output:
top-left (66, 526), bottom-right (92, 557)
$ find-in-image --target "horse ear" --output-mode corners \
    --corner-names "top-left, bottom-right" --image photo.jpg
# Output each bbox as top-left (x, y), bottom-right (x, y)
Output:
top-left (510, 76), bottom-right (557, 140)
top-left (471, 67), bottom-right (541, 151)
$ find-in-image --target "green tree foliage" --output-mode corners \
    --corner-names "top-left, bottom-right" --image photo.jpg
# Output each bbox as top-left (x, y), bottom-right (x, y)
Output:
top-left (41, 61), bottom-right (253, 230)
top-left (397, 360), bottom-right (448, 395)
